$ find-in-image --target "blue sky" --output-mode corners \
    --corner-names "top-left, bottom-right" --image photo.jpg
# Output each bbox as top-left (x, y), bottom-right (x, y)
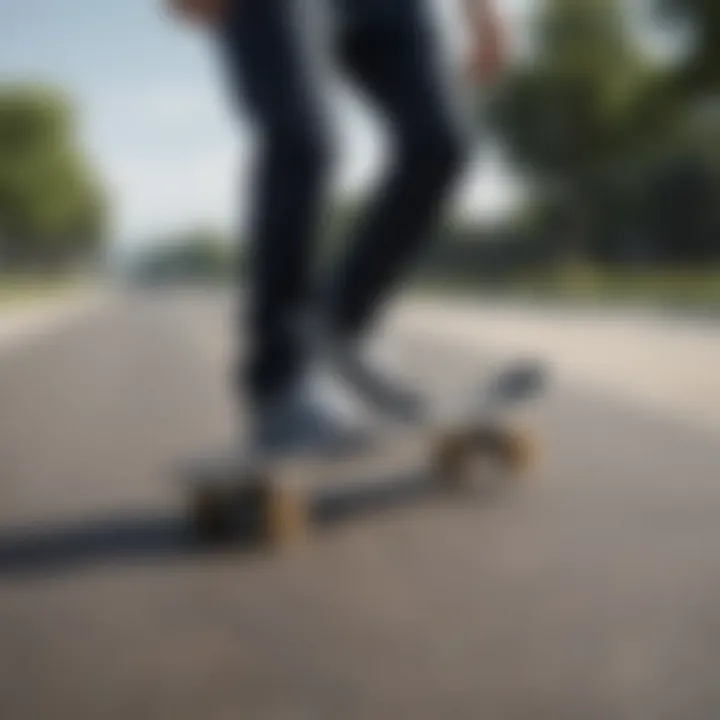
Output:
top-left (3, 0), bottom-right (642, 250)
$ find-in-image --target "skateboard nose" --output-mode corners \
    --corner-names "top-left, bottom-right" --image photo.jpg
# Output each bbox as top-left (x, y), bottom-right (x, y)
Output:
top-left (493, 360), bottom-right (548, 403)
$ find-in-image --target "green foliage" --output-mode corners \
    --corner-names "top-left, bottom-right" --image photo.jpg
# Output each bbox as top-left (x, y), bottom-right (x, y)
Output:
top-left (481, 0), bottom-right (720, 268)
top-left (494, 0), bottom-right (659, 182)
top-left (0, 83), bottom-right (107, 267)
top-left (660, 0), bottom-right (720, 94)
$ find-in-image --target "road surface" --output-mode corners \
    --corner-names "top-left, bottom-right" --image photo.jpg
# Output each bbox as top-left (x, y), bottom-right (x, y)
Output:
top-left (1, 290), bottom-right (719, 720)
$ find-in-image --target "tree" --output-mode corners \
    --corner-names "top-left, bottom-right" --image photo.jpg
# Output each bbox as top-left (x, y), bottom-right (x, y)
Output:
top-left (492, 0), bottom-right (663, 262)
top-left (659, 0), bottom-right (720, 96)
top-left (644, 0), bottom-right (720, 263)
top-left (496, 0), bottom-right (658, 173)
top-left (0, 84), bottom-right (108, 268)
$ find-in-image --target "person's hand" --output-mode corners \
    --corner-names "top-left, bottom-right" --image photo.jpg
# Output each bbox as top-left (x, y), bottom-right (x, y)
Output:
top-left (465, 3), bottom-right (507, 85)
top-left (168, 0), bottom-right (230, 25)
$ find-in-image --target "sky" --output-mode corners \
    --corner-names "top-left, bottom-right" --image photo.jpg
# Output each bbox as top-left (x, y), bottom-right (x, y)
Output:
top-left (1, 0), bottom-right (667, 251)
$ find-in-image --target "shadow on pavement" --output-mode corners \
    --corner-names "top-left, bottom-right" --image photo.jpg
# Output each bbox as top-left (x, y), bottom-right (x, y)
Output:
top-left (0, 513), bottom-right (199, 578)
top-left (0, 471), bottom-right (478, 578)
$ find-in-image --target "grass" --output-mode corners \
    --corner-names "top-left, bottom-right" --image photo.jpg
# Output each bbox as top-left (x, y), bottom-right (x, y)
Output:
top-left (0, 274), bottom-right (90, 310)
top-left (523, 266), bottom-right (720, 299)
top-left (418, 267), bottom-right (720, 310)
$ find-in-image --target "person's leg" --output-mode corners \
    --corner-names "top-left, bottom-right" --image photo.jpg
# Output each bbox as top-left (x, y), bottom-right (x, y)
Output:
top-left (327, 0), bottom-right (466, 336)
top-left (217, 1), bottom-right (370, 454)
top-left (219, 0), bottom-right (331, 407)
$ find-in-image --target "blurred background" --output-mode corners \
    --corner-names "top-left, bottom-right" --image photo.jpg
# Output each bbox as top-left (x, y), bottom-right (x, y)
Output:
top-left (1, 0), bottom-right (718, 302)
top-left (1, 2), bottom-right (719, 719)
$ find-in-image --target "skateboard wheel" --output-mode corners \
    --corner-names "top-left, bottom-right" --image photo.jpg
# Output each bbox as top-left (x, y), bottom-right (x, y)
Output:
top-left (434, 426), bottom-right (537, 489)
top-left (433, 432), bottom-right (476, 489)
top-left (264, 482), bottom-right (309, 546)
top-left (188, 472), bottom-right (310, 547)
top-left (191, 485), bottom-right (235, 542)
top-left (480, 427), bottom-right (536, 474)
top-left (504, 431), bottom-right (537, 472)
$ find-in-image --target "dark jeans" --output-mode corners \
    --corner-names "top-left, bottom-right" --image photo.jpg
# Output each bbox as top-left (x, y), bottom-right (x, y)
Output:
top-left (220, 0), bottom-right (466, 403)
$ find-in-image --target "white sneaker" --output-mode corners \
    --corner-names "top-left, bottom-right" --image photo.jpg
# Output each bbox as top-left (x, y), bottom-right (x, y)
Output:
top-left (306, 316), bottom-right (425, 423)
top-left (247, 375), bottom-right (370, 458)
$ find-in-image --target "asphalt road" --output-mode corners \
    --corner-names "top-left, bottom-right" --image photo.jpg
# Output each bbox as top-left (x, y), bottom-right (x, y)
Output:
top-left (1, 290), bottom-right (719, 720)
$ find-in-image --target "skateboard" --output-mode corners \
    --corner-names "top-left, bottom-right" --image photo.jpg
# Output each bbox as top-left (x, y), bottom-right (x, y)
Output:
top-left (181, 360), bottom-right (549, 546)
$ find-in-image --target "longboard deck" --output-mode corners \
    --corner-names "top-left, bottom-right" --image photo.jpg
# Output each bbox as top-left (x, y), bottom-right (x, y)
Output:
top-left (180, 360), bottom-right (548, 545)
